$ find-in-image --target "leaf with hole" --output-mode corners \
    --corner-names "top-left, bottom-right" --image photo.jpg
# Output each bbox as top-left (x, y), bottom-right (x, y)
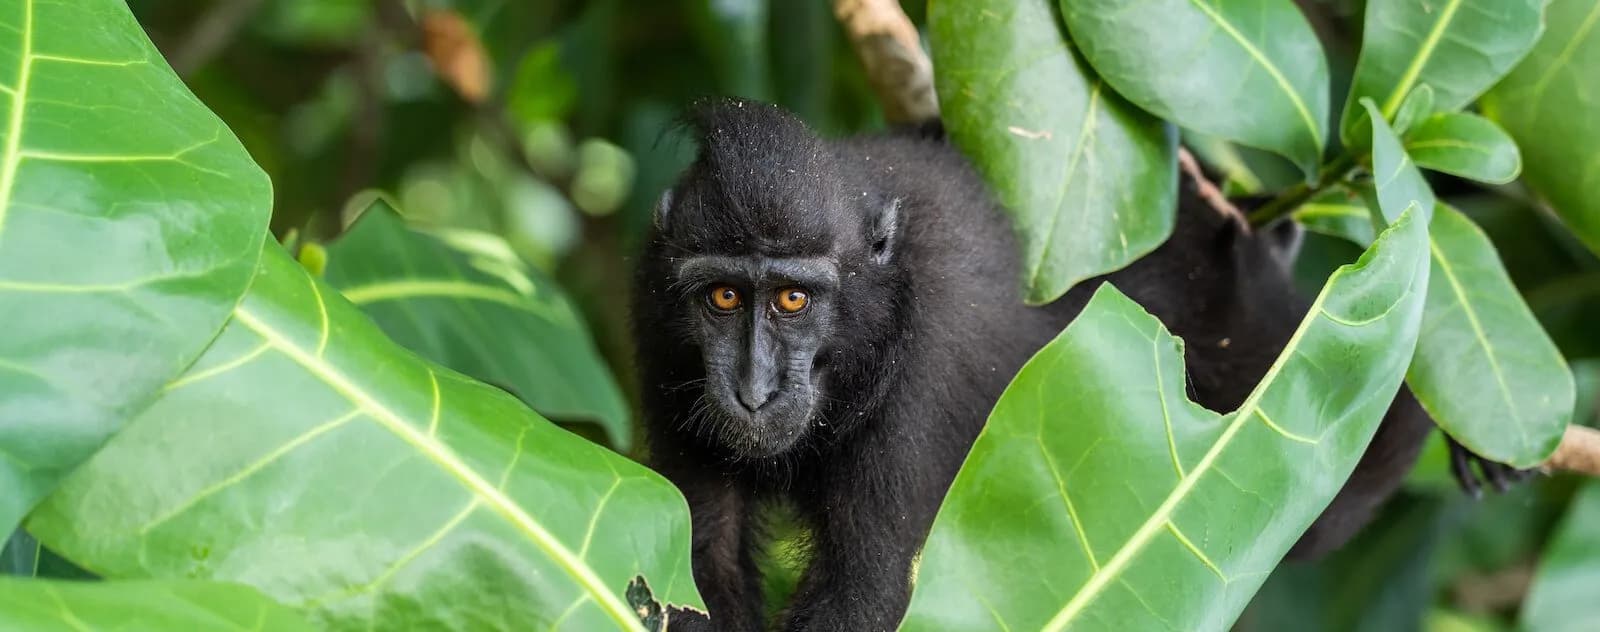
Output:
top-left (27, 246), bottom-right (700, 631)
top-left (0, 0), bottom-right (271, 534)
top-left (0, 578), bottom-right (313, 631)
top-left (1060, 0), bottom-right (1329, 177)
top-left (1340, 0), bottom-right (1543, 147)
top-left (929, 0), bottom-right (1175, 304)
top-left (1483, 0), bottom-right (1600, 257)
top-left (324, 203), bottom-right (631, 448)
top-left (900, 202), bottom-right (1430, 629)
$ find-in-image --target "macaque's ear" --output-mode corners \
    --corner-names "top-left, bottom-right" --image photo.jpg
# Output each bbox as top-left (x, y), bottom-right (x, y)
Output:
top-left (1263, 218), bottom-right (1304, 268)
top-left (869, 197), bottom-right (901, 265)
top-left (654, 187), bottom-right (675, 231)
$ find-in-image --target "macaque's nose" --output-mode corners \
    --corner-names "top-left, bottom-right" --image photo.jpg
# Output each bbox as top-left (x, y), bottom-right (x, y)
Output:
top-left (737, 381), bottom-right (777, 412)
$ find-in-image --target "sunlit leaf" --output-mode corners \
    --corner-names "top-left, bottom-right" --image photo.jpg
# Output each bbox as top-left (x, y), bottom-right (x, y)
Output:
top-left (29, 247), bottom-right (699, 631)
top-left (901, 197), bottom-right (1430, 630)
top-left (930, 0), bottom-right (1175, 304)
top-left (0, 0), bottom-right (271, 533)
top-left (1520, 482), bottom-right (1600, 632)
top-left (1404, 113), bottom-right (1521, 184)
top-left (1482, 0), bottom-right (1600, 256)
top-left (324, 203), bottom-right (631, 448)
top-left (1340, 0), bottom-right (1543, 146)
top-left (0, 578), bottom-right (313, 631)
top-left (1060, 0), bottom-right (1328, 177)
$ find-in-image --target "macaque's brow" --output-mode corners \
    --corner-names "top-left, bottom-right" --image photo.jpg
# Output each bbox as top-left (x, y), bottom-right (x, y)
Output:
top-left (677, 255), bottom-right (839, 288)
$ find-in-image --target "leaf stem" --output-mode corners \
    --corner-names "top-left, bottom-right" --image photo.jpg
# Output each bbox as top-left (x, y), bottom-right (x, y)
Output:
top-left (1248, 154), bottom-right (1360, 226)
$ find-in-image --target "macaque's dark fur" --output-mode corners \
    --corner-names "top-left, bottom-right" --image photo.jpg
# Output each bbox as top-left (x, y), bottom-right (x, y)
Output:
top-left (633, 100), bottom-right (1429, 631)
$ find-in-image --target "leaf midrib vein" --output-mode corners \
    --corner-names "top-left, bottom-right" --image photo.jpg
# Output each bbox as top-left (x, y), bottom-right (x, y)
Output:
top-left (231, 305), bottom-right (642, 632)
top-left (1186, 0), bottom-right (1322, 149)
top-left (1381, 0), bottom-right (1465, 118)
top-left (0, 0), bottom-right (34, 237)
top-left (1426, 235), bottom-right (1529, 449)
top-left (1041, 235), bottom-right (1412, 629)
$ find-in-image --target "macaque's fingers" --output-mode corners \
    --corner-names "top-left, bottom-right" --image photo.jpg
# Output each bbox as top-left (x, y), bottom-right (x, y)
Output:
top-left (1480, 459), bottom-right (1513, 493)
top-left (1447, 436), bottom-right (1483, 499)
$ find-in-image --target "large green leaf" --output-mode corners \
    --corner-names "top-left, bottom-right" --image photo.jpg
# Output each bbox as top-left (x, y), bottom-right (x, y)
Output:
top-left (0, 0), bottom-right (270, 533)
top-left (1340, 0), bottom-right (1543, 146)
top-left (1403, 112), bottom-right (1521, 184)
top-left (1483, 0), bottom-right (1600, 256)
top-left (1355, 102), bottom-right (1571, 466)
top-left (0, 578), bottom-right (313, 631)
top-left (323, 204), bottom-right (631, 448)
top-left (1520, 482), bottom-right (1600, 632)
top-left (28, 246), bottom-right (698, 631)
top-left (1060, 0), bottom-right (1328, 177)
top-left (900, 207), bottom-right (1430, 629)
top-left (1408, 205), bottom-right (1571, 467)
top-left (929, 0), bottom-right (1175, 304)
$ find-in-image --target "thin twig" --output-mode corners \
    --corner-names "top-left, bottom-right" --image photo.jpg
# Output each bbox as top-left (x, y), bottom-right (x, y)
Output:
top-left (1544, 425), bottom-right (1600, 477)
top-left (1178, 147), bottom-right (1251, 234)
top-left (832, 0), bottom-right (939, 124)
top-left (169, 0), bottom-right (268, 77)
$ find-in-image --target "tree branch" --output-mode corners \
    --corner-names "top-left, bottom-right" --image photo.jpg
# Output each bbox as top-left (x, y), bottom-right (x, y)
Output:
top-left (832, 0), bottom-right (938, 124)
top-left (1545, 425), bottom-right (1600, 477)
top-left (1178, 147), bottom-right (1251, 234)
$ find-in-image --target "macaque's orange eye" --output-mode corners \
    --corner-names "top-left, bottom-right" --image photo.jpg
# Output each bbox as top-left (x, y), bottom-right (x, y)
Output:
top-left (774, 287), bottom-right (809, 314)
top-left (708, 285), bottom-right (742, 311)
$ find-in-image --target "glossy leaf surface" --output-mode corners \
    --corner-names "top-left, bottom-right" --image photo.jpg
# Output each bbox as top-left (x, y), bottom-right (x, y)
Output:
top-left (29, 247), bottom-right (699, 631)
top-left (1404, 113), bottom-right (1521, 184)
top-left (0, 578), bottom-right (313, 631)
top-left (0, 0), bottom-right (270, 532)
top-left (1340, 0), bottom-right (1543, 145)
top-left (930, 0), bottom-right (1175, 303)
top-left (324, 205), bottom-right (630, 448)
top-left (1060, 0), bottom-right (1329, 177)
top-left (1521, 482), bottom-right (1600, 632)
top-left (1483, 0), bottom-right (1600, 256)
top-left (900, 202), bottom-right (1430, 630)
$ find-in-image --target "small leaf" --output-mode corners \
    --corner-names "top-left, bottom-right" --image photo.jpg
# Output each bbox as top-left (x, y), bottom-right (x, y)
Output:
top-left (0, 0), bottom-right (271, 533)
top-left (930, 0), bottom-right (1175, 304)
top-left (1408, 205), bottom-right (1571, 467)
top-left (1404, 113), bottom-right (1521, 184)
top-left (0, 578), bottom-right (314, 631)
top-left (1060, 0), bottom-right (1329, 177)
top-left (902, 202), bottom-right (1430, 630)
top-left (1391, 84), bottom-right (1435, 135)
top-left (1482, 0), bottom-right (1600, 256)
top-left (1292, 187), bottom-right (1376, 246)
top-left (323, 202), bottom-right (632, 448)
top-left (29, 246), bottom-right (699, 631)
top-left (1521, 482), bottom-right (1600, 632)
top-left (1340, 0), bottom-right (1543, 146)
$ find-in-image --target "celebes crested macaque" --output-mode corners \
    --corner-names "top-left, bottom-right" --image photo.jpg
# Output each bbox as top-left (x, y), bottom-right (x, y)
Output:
top-left (631, 98), bottom-right (1507, 631)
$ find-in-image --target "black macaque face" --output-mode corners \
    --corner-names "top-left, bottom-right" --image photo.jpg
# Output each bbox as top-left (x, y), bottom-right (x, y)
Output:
top-left (674, 254), bottom-right (842, 457)
top-left (642, 100), bottom-right (903, 459)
